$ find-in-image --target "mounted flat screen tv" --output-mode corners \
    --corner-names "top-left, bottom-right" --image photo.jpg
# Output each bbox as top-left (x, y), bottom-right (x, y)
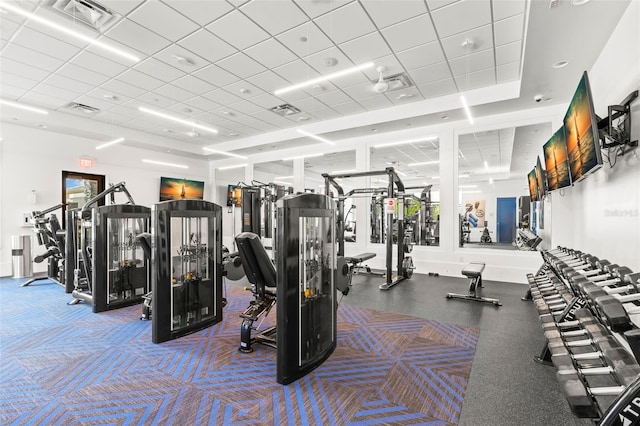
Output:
top-left (159, 177), bottom-right (204, 201)
top-left (535, 156), bottom-right (547, 199)
top-left (226, 185), bottom-right (242, 207)
top-left (564, 71), bottom-right (602, 182)
top-left (543, 127), bottom-right (572, 191)
top-left (527, 168), bottom-right (538, 202)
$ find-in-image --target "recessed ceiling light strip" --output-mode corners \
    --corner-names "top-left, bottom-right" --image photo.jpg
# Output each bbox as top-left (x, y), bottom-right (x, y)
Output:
top-left (142, 159), bottom-right (188, 169)
top-left (274, 175), bottom-right (294, 180)
top-left (219, 164), bottom-right (247, 170)
top-left (373, 136), bottom-right (438, 148)
top-left (96, 137), bottom-right (124, 150)
top-left (460, 95), bottom-right (474, 125)
top-left (274, 62), bottom-right (374, 95)
top-left (139, 107), bottom-right (218, 134)
top-left (0, 2), bottom-right (140, 62)
top-left (408, 160), bottom-right (440, 167)
top-left (296, 129), bottom-right (335, 145)
top-left (0, 99), bottom-right (48, 114)
top-left (283, 153), bottom-right (324, 161)
top-left (203, 147), bottom-right (247, 159)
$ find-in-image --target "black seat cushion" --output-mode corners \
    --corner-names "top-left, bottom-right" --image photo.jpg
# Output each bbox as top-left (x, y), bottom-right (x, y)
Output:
top-left (235, 232), bottom-right (277, 288)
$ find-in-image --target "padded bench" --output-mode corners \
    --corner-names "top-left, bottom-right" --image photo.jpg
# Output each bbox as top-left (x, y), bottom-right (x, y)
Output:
top-left (344, 253), bottom-right (382, 275)
top-left (446, 262), bottom-right (501, 306)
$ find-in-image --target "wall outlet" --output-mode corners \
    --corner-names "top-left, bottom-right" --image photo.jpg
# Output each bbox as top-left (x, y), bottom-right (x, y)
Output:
top-left (22, 213), bottom-right (31, 227)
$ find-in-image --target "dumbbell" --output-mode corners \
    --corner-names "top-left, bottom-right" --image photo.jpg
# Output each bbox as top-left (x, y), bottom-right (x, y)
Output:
top-left (555, 348), bottom-right (640, 418)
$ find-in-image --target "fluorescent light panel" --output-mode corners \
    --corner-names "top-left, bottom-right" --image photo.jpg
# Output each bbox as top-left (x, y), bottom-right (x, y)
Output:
top-left (331, 169), bottom-right (356, 174)
top-left (0, 99), bottom-right (48, 114)
top-left (283, 153), bottom-right (324, 161)
top-left (0, 2), bottom-right (140, 62)
top-left (373, 136), bottom-right (438, 148)
top-left (273, 180), bottom-right (292, 185)
top-left (142, 159), bottom-right (188, 169)
top-left (408, 160), bottom-right (439, 167)
top-left (139, 107), bottom-right (218, 134)
top-left (461, 190), bottom-right (481, 193)
top-left (203, 147), bottom-right (247, 159)
top-left (460, 95), bottom-right (474, 125)
top-left (274, 175), bottom-right (294, 180)
top-left (296, 129), bottom-right (335, 145)
top-left (96, 137), bottom-right (124, 150)
top-left (219, 164), bottom-right (247, 170)
top-left (274, 62), bottom-right (374, 95)
top-left (459, 185), bottom-right (478, 188)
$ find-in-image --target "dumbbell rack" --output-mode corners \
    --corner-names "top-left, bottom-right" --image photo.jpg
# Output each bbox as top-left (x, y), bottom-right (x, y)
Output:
top-left (527, 246), bottom-right (640, 423)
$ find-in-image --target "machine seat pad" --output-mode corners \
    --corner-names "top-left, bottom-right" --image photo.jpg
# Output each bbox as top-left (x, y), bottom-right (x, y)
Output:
top-left (345, 253), bottom-right (376, 264)
top-left (462, 261), bottom-right (485, 278)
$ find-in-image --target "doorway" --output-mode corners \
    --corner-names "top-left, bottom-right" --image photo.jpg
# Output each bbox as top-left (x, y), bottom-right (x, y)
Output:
top-left (496, 197), bottom-right (516, 243)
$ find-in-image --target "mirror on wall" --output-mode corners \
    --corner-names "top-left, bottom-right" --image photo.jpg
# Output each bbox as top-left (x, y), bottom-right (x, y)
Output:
top-left (369, 138), bottom-right (441, 246)
top-left (457, 123), bottom-right (551, 250)
top-left (215, 166), bottom-right (246, 248)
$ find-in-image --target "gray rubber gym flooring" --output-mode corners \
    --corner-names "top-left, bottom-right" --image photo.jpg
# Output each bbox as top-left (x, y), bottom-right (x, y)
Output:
top-left (343, 271), bottom-right (592, 426)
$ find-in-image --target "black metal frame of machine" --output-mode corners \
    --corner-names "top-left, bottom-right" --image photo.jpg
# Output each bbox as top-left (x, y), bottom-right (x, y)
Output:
top-left (276, 192), bottom-right (337, 385)
top-left (151, 199), bottom-right (223, 344)
top-left (323, 167), bottom-right (416, 290)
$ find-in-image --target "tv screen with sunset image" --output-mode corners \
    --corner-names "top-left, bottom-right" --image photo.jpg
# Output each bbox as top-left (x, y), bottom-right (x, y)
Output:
top-left (159, 177), bottom-right (205, 201)
top-left (564, 71), bottom-right (602, 182)
top-left (543, 127), bottom-right (572, 191)
top-left (527, 168), bottom-right (538, 202)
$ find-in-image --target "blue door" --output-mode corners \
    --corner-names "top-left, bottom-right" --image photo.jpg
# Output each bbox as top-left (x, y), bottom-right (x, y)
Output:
top-left (496, 197), bottom-right (516, 243)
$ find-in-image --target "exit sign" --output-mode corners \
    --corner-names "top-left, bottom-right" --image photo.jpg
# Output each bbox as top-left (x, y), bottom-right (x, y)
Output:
top-left (78, 157), bottom-right (95, 169)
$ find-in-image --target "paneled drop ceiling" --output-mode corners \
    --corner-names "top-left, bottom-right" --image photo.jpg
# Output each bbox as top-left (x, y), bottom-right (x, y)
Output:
top-left (0, 0), bottom-right (632, 182)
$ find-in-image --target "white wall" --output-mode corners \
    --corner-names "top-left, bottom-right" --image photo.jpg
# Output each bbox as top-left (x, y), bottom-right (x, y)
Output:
top-left (0, 123), bottom-right (209, 276)
top-left (550, 1), bottom-right (640, 271)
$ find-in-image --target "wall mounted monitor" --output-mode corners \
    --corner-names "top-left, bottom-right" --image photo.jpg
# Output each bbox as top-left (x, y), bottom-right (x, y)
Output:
top-left (564, 71), bottom-right (603, 183)
top-left (527, 168), bottom-right (538, 202)
top-left (535, 156), bottom-right (548, 199)
top-left (160, 177), bottom-right (204, 201)
top-left (543, 127), bottom-right (572, 191)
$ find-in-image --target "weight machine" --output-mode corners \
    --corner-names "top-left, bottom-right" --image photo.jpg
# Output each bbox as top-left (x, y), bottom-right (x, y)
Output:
top-left (68, 182), bottom-right (150, 313)
top-left (323, 167), bottom-right (416, 290)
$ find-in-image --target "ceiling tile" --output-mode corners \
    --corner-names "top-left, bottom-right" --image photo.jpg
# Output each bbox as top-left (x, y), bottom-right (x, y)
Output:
top-left (0, 15), bottom-right (20, 40)
top-left (494, 13), bottom-right (525, 46)
top-left (71, 51), bottom-right (128, 78)
top-left (396, 41), bottom-right (446, 71)
top-left (86, 87), bottom-right (133, 105)
top-left (100, 79), bottom-right (148, 98)
top-left (11, 26), bottom-right (80, 62)
top-left (106, 19), bottom-right (171, 55)
top-left (425, 0), bottom-right (461, 11)
top-left (224, 80), bottom-right (265, 98)
top-left (0, 72), bottom-right (39, 91)
top-left (1, 43), bottom-right (64, 73)
top-left (326, 71), bottom-right (371, 89)
top-left (72, 94), bottom-right (121, 112)
top-left (314, 2), bottom-right (376, 44)
top-left (241, 0), bottom-right (309, 35)
top-left (273, 59), bottom-right (320, 84)
top-left (339, 31), bottom-right (392, 65)
top-left (496, 40), bottom-right (522, 66)
top-left (341, 81), bottom-right (379, 99)
top-left (98, 0), bottom-right (146, 15)
top-left (163, 0), bottom-right (234, 25)
top-left (216, 52), bottom-right (267, 79)
top-left (83, 35), bottom-right (142, 67)
top-left (172, 75), bottom-right (217, 95)
top-left (154, 44), bottom-right (209, 73)
top-left (129, 1), bottom-right (199, 41)
top-left (134, 57), bottom-right (185, 82)
top-left (247, 92), bottom-right (285, 109)
top-left (92, 109), bottom-right (132, 123)
top-left (276, 21), bottom-right (334, 57)
top-left (226, 99), bottom-right (264, 115)
top-left (244, 38), bottom-right (298, 69)
top-left (384, 87), bottom-right (424, 105)
top-left (20, 92), bottom-right (68, 109)
top-left (449, 48), bottom-right (495, 75)
top-left (290, 96), bottom-right (329, 112)
top-left (153, 84), bottom-right (196, 102)
top-left (360, 54), bottom-right (404, 80)
top-left (380, 14), bottom-right (437, 52)
top-left (183, 95), bottom-right (222, 111)
top-left (314, 89), bottom-right (353, 105)
top-left (440, 24), bottom-right (493, 60)
top-left (246, 71), bottom-right (293, 94)
top-left (33, 83), bottom-right (82, 101)
top-left (117, 68), bottom-right (165, 91)
top-left (0, 57), bottom-right (50, 81)
top-left (227, 0), bottom-right (251, 6)
top-left (303, 47), bottom-right (354, 73)
top-left (55, 63), bottom-right (111, 86)
top-left (206, 10), bottom-right (270, 50)
top-left (331, 100), bottom-right (366, 115)
top-left (0, 85), bottom-right (30, 100)
top-left (178, 29), bottom-right (237, 63)
top-left (357, 94), bottom-right (394, 110)
top-left (202, 88), bottom-right (243, 106)
top-left (251, 110), bottom-right (293, 126)
top-left (360, 0), bottom-right (428, 29)
top-left (430, 0), bottom-right (491, 38)
top-left (493, 0), bottom-right (526, 21)
top-left (166, 102), bottom-right (205, 117)
top-left (45, 73), bottom-right (96, 94)
top-left (193, 64), bottom-right (241, 86)
top-left (292, 0), bottom-right (352, 18)
top-left (408, 62), bottom-right (453, 86)
top-left (497, 61), bottom-right (520, 83)
top-left (454, 67), bottom-right (496, 91)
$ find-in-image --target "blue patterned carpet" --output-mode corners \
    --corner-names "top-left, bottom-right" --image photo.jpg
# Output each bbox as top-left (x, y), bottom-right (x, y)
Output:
top-left (0, 277), bottom-right (479, 425)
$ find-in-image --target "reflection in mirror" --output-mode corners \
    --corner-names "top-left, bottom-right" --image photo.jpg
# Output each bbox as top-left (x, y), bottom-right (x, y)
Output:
top-left (215, 166), bottom-right (245, 249)
top-left (369, 138), bottom-right (441, 246)
top-left (457, 123), bottom-right (551, 250)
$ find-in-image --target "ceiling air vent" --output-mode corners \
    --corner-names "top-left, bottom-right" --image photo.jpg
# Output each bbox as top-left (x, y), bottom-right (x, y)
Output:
top-left (270, 104), bottom-right (301, 117)
top-left (372, 72), bottom-right (414, 93)
top-left (65, 102), bottom-right (101, 114)
top-left (44, 0), bottom-right (121, 33)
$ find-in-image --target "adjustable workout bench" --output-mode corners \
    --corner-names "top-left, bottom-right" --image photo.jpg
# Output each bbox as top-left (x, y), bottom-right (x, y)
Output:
top-left (344, 252), bottom-right (381, 275)
top-left (446, 262), bottom-right (501, 306)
